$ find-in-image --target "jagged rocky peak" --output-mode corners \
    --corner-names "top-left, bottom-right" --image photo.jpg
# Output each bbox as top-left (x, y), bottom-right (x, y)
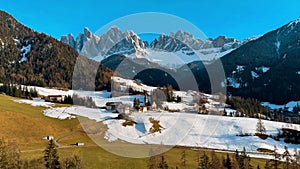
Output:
top-left (105, 29), bottom-right (148, 56)
top-left (61, 33), bottom-right (75, 48)
top-left (83, 27), bottom-right (93, 39)
top-left (150, 30), bottom-right (241, 52)
top-left (213, 36), bottom-right (237, 47)
top-left (171, 30), bottom-right (204, 50)
top-left (150, 33), bottom-right (185, 52)
top-left (286, 17), bottom-right (300, 29)
top-left (174, 30), bottom-right (183, 41)
top-left (100, 26), bottom-right (123, 44)
top-left (61, 26), bottom-right (147, 58)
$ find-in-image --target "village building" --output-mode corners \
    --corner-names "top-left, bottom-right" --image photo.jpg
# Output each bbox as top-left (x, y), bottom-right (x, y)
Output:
top-left (117, 104), bottom-right (132, 115)
top-left (43, 135), bottom-right (54, 141)
top-left (45, 95), bottom-right (63, 102)
top-left (75, 142), bottom-right (85, 146)
top-left (105, 102), bottom-right (122, 111)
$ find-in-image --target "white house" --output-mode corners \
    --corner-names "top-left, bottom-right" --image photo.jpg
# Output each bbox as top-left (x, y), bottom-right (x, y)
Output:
top-left (43, 136), bottom-right (54, 141)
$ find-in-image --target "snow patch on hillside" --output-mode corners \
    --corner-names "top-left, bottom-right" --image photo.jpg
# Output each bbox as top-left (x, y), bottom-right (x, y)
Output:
top-left (262, 101), bottom-right (300, 111)
top-left (256, 66), bottom-right (270, 73)
top-left (251, 71), bottom-right (259, 79)
top-left (112, 76), bottom-right (157, 93)
top-left (288, 18), bottom-right (300, 30)
top-left (275, 41), bottom-right (280, 54)
top-left (19, 44), bottom-right (31, 63)
top-left (227, 77), bottom-right (241, 88)
top-left (43, 106), bottom-right (118, 120)
top-left (14, 99), bottom-right (54, 107)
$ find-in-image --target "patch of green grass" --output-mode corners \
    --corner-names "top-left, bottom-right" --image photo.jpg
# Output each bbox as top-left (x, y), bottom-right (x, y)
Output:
top-left (0, 94), bottom-right (81, 150)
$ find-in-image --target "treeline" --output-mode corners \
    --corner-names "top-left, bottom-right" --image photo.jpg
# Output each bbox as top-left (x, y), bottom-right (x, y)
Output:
top-left (150, 86), bottom-right (182, 109)
top-left (0, 139), bottom-right (84, 169)
top-left (226, 96), bottom-right (269, 118)
top-left (148, 147), bottom-right (262, 169)
top-left (226, 96), bottom-right (300, 124)
top-left (262, 145), bottom-right (300, 169)
top-left (0, 83), bottom-right (37, 99)
top-left (70, 94), bottom-right (96, 108)
top-left (55, 94), bottom-right (96, 108)
top-left (149, 146), bottom-right (300, 169)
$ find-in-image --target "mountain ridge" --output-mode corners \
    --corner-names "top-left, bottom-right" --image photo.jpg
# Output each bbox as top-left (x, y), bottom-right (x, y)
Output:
top-left (61, 26), bottom-right (257, 68)
top-left (192, 17), bottom-right (300, 104)
top-left (0, 10), bottom-right (114, 90)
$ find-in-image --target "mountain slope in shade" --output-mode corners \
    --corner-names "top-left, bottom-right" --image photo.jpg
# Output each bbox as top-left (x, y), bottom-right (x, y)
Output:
top-left (100, 54), bottom-right (181, 89)
top-left (0, 10), bottom-right (114, 90)
top-left (192, 17), bottom-right (300, 104)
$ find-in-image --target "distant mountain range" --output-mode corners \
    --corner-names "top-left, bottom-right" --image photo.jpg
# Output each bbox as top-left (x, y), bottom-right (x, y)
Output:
top-left (66, 18), bottom-right (300, 104)
top-left (61, 27), bottom-right (258, 69)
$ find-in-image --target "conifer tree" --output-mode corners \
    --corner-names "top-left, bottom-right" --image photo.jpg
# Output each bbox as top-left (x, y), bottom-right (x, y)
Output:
top-left (133, 98), bottom-right (140, 110)
top-left (282, 146), bottom-right (291, 169)
top-left (158, 153), bottom-right (168, 169)
top-left (210, 151), bottom-right (221, 169)
top-left (264, 160), bottom-right (271, 169)
top-left (0, 139), bottom-right (9, 168)
top-left (64, 155), bottom-right (84, 169)
top-left (223, 154), bottom-right (232, 169)
top-left (0, 139), bottom-right (21, 169)
top-left (181, 150), bottom-right (187, 168)
top-left (148, 147), bottom-right (159, 169)
top-left (271, 146), bottom-right (280, 169)
top-left (199, 152), bottom-right (211, 169)
top-left (292, 148), bottom-right (300, 169)
top-left (256, 118), bottom-right (266, 134)
top-left (44, 139), bottom-right (61, 169)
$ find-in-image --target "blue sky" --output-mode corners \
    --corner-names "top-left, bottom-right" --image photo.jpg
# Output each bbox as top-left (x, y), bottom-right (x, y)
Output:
top-left (1, 0), bottom-right (300, 40)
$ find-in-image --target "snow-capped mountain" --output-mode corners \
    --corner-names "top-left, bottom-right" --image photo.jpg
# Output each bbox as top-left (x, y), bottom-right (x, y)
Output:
top-left (147, 31), bottom-right (258, 68)
top-left (61, 26), bottom-right (148, 59)
top-left (61, 26), bottom-right (258, 68)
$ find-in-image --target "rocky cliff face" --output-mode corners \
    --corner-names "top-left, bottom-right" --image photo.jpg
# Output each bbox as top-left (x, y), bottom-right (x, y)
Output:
top-left (61, 26), bottom-right (147, 58)
top-left (61, 34), bottom-right (75, 49)
top-left (62, 27), bottom-right (257, 68)
top-left (150, 30), bottom-right (247, 53)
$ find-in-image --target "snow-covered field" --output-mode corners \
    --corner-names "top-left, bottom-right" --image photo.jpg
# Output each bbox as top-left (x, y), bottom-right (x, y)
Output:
top-left (11, 79), bottom-right (300, 159)
top-left (112, 76), bottom-right (157, 93)
top-left (127, 48), bottom-right (233, 69)
top-left (43, 106), bottom-right (118, 120)
top-left (13, 98), bottom-right (54, 107)
top-left (103, 113), bottom-right (300, 155)
top-left (35, 102), bottom-right (300, 158)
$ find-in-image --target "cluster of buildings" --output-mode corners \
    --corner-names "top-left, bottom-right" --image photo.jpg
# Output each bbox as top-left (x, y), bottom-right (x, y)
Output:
top-left (105, 93), bottom-right (157, 115)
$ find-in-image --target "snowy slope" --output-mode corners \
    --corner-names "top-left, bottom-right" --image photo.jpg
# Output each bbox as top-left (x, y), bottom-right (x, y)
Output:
top-left (262, 101), bottom-right (300, 111)
top-left (126, 48), bottom-right (233, 69)
top-left (38, 103), bottom-right (300, 157)
top-left (103, 112), bottom-right (300, 156)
